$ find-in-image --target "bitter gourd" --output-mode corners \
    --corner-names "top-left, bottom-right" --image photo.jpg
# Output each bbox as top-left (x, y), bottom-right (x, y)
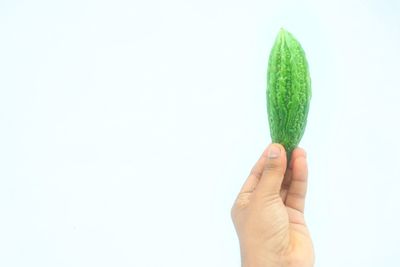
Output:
top-left (267, 28), bottom-right (311, 163)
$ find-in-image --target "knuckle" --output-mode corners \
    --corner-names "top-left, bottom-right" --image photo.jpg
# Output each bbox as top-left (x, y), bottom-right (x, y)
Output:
top-left (231, 193), bottom-right (251, 220)
top-left (230, 205), bottom-right (236, 221)
top-left (288, 190), bottom-right (306, 199)
top-left (264, 159), bottom-right (280, 172)
top-left (235, 193), bottom-right (251, 209)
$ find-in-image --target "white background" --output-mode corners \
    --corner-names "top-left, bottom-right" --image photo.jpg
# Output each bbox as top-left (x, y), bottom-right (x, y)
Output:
top-left (1, 0), bottom-right (399, 266)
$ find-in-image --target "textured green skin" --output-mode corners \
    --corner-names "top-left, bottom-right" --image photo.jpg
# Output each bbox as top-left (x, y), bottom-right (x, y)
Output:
top-left (267, 28), bottom-right (311, 162)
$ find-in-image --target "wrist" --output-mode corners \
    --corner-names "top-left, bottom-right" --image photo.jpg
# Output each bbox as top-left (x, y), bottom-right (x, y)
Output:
top-left (241, 251), bottom-right (283, 267)
top-left (242, 251), bottom-right (311, 267)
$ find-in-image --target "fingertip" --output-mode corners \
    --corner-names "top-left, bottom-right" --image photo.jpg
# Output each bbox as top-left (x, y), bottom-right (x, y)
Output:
top-left (263, 143), bottom-right (286, 158)
top-left (262, 143), bottom-right (286, 155)
top-left (256, 143), bottom-right (287, 196)
top-left (274, 143), bottom-right (286, 154)
top-left (293, 147), bottom-right (307, 158)
top-left (289, 147), bottom-right (307, 169)
top-left (292, 155), bottom-right (308, 181)
top-left (266, 143), bottom-right (287, 170)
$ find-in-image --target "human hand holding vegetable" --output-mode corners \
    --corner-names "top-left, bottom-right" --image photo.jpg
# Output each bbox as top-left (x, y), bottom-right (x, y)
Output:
top-left (231, 143), bottom-right (314, 267)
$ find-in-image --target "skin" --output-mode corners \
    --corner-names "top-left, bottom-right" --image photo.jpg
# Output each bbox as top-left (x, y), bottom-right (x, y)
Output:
top-left (231, 143), bottom-right (314, 267)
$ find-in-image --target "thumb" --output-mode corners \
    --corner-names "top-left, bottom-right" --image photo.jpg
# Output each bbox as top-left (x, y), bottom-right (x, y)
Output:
top-left (254, 143), bottom-right (287, 197)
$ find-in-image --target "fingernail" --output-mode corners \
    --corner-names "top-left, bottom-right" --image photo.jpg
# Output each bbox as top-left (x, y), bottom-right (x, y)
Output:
top-left (268, 144), bottom-right (281, 159)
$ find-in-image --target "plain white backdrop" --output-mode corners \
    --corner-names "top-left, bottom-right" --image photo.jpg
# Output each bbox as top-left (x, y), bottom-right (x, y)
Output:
top-left (1, 0), bottom-right (399, 266)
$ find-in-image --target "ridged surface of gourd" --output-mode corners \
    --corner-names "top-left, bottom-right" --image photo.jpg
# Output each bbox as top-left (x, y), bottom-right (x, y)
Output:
top-left (267, 28), bottom-right (311, 162)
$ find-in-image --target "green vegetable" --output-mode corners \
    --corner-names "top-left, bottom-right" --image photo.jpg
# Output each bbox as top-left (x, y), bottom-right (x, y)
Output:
top-left (267, 28), bottom-right (311, 163)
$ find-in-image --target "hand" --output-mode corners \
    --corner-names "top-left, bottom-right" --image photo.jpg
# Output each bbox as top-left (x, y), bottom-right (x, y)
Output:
top-left (231, 143), bottom-right (314, 267)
